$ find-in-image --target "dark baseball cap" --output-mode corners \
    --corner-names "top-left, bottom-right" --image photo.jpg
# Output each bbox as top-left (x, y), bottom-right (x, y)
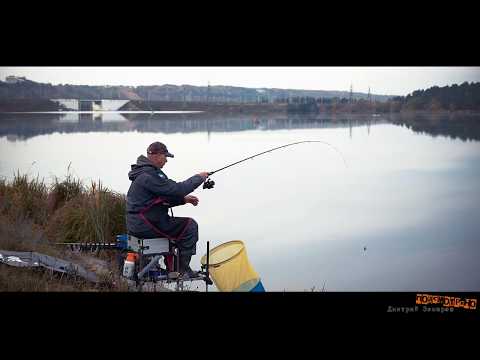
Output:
top-left (147, 142), bottom-right (174, 157)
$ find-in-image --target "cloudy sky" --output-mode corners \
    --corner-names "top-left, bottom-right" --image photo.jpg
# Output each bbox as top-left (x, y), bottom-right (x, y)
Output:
top-left (1, 66), bottom-right (479, 96)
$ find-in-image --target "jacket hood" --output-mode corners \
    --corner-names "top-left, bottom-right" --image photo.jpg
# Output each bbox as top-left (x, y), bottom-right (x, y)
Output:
top-left (128, 155), bottom-right (158, 181)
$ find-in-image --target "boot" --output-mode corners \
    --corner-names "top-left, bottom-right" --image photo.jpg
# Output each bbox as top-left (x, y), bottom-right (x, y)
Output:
top-left (178, 254), bottom-right (199, 278)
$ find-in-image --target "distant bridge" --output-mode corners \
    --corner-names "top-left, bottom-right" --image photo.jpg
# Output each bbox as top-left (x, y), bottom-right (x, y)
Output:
top-left (51, 99), bottom-right (130, 111)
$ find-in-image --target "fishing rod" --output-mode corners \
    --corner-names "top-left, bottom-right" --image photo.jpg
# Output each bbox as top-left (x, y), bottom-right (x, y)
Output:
top-left (203, 140), bottom-right (347, 189)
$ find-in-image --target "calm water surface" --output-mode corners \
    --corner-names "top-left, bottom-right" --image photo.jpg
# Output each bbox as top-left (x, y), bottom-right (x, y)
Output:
top-left (1, 111), bottom-right (479, 291)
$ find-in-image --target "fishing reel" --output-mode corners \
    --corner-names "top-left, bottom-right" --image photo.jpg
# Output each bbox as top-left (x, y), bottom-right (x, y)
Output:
top-left (203, 177), bottom-right (215, 190)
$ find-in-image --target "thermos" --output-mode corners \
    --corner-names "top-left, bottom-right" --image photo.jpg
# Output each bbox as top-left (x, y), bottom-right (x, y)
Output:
top-left (122, 252), bottom-right (138, 278)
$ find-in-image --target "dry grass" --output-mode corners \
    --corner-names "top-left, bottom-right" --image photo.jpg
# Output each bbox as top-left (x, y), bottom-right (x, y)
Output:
top-left (0, 266), bottom-right (97, 291)
top-left (0, 171), bottom-right (49, 226)
top-left (0, 172), bottom-right (126, 245)
top-left (46, 180), bottom-right (126, 244)
top-left (0, 172), bottom-right (129, 291)
top-left (0, 215), bottom-right (95, 291)
top-left (0, 215), bottom-right (130, 292)
top-left (47, 174), bottom-right (84, 213)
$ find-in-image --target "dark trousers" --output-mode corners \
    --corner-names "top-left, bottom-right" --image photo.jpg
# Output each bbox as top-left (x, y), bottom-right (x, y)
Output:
top-left (131, 217), bottom-right (199, 257)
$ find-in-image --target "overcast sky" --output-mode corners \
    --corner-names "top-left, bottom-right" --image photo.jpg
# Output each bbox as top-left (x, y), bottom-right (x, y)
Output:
top-left (1, 66), bottom-right (479, 96)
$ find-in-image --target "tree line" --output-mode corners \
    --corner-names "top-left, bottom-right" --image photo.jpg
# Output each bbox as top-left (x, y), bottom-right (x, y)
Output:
top-left (1, 79), bottom-right (478, 113)
top-left (400, 82), bottom-right (480, 111)
top-left (0, 79), bottom-right (388, 104)
top-left (285, 82), bottom-right (480, 113)
top-left (0, 80), bottom-right (136, 100)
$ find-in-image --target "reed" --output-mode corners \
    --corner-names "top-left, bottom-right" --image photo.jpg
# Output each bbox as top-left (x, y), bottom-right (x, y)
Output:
top-left (48, 174), bottom-right (84, 213)
top-left (46, 180), bottom-right (126, 244)
top-left (0, 171), bottom-right (49, 226)
top-left (1, 172), bottom-right (126, 246)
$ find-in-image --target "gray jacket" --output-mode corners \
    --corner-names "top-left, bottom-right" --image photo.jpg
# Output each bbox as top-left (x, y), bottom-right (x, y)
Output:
top-left (126, 155), bottom-right (204, 236)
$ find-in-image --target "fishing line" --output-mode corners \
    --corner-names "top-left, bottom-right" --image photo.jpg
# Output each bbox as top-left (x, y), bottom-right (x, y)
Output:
top-left (203, 140), bottom-right (348, 189)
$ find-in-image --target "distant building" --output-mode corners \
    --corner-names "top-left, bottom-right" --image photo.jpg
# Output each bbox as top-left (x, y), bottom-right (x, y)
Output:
top-left (51, 99), bottom-right (131, 111)
top-left (5, 75), bottom-right (27, 84)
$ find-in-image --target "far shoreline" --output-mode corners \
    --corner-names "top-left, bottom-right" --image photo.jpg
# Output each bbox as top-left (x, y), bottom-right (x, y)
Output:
top-left (0, 98), bottom-right (479, 117)
top-left (1, 109), bottom-right (480, 117)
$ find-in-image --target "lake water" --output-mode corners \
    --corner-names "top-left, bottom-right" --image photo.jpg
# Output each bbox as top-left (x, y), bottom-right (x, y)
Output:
top-left (1, 111), bottom-right (479, 291)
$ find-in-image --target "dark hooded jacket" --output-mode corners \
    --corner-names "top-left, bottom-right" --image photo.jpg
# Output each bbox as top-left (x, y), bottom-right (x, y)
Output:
top-left (126, 155), bottom-right (204, 236)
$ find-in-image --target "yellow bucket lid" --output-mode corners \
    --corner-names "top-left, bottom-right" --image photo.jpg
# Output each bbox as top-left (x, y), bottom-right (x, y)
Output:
top-left (200, 240), bottom-right (245, 266)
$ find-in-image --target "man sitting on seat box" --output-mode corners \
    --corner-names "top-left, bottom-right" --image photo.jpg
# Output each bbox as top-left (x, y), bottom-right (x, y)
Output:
top-left (126, 141), bottom-right (209, 277)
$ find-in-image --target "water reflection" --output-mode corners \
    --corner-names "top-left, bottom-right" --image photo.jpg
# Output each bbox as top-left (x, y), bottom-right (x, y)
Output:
top-left (387, 112), bottom-right (480, 142)
top-left (0, 112), bottom-right (387, 141)
top-left (1, 111), bottom-right (479, 143)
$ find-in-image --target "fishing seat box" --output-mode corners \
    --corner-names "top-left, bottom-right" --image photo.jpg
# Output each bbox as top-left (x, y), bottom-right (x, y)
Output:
top-left (127, 235), bottom-right (170, 255)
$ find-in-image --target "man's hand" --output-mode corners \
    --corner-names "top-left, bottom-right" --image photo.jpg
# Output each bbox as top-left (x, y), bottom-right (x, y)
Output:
top-left (184, 195), bottom-right (199, 206)
top-left (197, 172), bottom-right (210, 180)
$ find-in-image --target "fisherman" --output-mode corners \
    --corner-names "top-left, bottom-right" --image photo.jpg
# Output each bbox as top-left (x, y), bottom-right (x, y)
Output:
top-left (126, 141), bottom-right (209, 278)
